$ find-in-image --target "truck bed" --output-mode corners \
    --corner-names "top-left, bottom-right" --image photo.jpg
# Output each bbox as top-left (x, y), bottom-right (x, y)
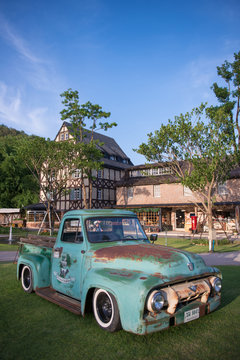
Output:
top-left (19, 234), bottom-right (56, 248)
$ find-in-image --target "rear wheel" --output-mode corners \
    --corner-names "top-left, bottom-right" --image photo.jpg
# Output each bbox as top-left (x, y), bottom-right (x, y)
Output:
top-left (93, 288), bottom-right (122, 332)
top-left (21, 265), bottom-right (34, 293)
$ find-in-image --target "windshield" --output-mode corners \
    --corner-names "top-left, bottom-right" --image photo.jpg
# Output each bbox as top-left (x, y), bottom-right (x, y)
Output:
top-left (85, 217), bottom-right (148, 243)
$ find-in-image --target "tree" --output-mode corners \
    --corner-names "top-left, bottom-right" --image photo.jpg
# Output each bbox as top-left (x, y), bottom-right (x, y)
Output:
top-left (0, 134), bottom-right (39, 208)
top-left (18, 136), bottom-right (73, 234)
top-left (135, 104), bottom-right (237, 251)
top-left (211, 51), bottom-right (240, 152)
top-left (60, 89), bottom-right (117, 208)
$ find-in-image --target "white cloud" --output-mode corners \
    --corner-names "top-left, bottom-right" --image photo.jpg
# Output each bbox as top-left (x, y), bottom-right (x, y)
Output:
top-left (186, 59), bottom-right (218, 89)
top-left (0, 15), bottom-right (42, 64)
top-left (0, 82), bottom-right (48, 135)
top-left (0, 13), bottom-right (64, 94)
top-left (28, 108), bottom-right (48, 135)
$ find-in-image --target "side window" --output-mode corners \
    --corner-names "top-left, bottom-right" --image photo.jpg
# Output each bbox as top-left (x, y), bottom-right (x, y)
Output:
top-left (61, 218), bottom-right (83, 243)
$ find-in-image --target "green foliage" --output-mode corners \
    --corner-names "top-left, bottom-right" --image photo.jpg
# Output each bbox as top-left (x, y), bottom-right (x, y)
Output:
top-left (60, 89), bottom-right (117, 140)
top-left (136, 104), bottom-right (236, 192)
top-left (135, 103), bottom-right (237, 248)
top-left (17, 136), bottom-right (74, 205)
top-left (0, 133), bottom-right (39, 208)
top-left (60, 89), bottom-right (117, 208)
top-left (211, 51), bottom-right (240, 151)
top-left (0, 124), bottom-right (26, 137)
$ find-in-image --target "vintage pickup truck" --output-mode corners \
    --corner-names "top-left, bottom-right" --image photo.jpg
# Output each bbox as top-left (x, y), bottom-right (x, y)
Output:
top-left (17, 209), bottom-right (222, 335)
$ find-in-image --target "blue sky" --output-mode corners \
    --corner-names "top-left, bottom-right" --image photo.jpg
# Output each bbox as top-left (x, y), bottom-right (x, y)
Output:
top-left (0, 0), bottom-right (240, 164)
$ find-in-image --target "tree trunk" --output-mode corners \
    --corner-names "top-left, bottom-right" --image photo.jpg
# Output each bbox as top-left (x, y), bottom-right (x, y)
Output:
top-left (82, 182), bottom-right (88, 209)
top-left (89, 178), bottom-right (92, 209)
top-left (208, 207), bottom-right (214, 252)
top-left (47, 202), bottom-right (52, 236)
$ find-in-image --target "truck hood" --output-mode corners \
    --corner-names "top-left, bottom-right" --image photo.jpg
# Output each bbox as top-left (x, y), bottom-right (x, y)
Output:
top-left (92, 243), bottom-right (211, 284)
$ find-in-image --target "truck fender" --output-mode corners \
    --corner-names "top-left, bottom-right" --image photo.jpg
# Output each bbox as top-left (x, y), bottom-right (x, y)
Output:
top-left (17, 254), bottom-right (51, 290)
top-left (80, 268), bottom-right (151, 332)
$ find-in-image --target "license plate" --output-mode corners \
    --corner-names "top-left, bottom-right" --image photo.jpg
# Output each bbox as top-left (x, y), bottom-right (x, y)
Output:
top-left (184, 308), bottom-right (199, 323)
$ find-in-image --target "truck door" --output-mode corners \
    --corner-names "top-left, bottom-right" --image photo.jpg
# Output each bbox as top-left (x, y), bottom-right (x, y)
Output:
top-left (51, 217), bottom-right (86, 299)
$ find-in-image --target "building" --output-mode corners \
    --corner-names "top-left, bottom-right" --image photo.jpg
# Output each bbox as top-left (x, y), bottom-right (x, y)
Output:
top-left (116, 163), bottom-right (240, 233)
top-left (50, 122), bottom-right (133, 214)
top-left (0, 208), bottom-right (22, 226)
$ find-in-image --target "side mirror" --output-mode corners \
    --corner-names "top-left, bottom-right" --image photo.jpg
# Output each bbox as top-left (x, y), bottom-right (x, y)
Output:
top-left (150, 234), bottom-right (158, 243)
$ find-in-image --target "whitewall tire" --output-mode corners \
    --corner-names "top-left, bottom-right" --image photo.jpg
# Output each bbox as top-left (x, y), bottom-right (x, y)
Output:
top-left (21, 265), bottom-right (34, 293)
top-left (93, 288), bottom-right (121, 332)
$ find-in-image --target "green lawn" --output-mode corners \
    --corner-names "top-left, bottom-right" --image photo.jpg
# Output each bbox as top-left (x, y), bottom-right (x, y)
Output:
top-left (0, 243), bottom-right (19, 251)
top-left (0, 264), bottom-right (239, 360)
top-left (155, 237), bottom-right (240, 253)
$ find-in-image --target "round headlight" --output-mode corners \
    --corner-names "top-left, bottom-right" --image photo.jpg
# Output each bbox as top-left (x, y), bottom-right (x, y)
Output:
top-left (147, 290), bottom-right (165, 313)
top-left (213, 277), bottom-right (222, 292)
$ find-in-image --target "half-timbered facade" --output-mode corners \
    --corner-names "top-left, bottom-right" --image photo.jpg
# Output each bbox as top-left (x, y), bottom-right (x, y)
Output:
top-left (52, 122), bottom-right (133, 214)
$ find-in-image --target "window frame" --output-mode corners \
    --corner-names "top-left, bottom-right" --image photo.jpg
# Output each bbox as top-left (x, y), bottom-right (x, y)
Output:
top-left (61, 218), bottom-right (83, 243)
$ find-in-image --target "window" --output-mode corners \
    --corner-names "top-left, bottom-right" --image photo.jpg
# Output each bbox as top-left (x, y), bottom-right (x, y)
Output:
top-left (61, 218), bottom-right (82, 243)
top-left (184, 186), bottom-right (193, 196)
top-left (98, 169), bottom-right (104, 178)
top-left (157, 167), bottom-right (173, 175)
top-left (218, 183), bottom-right (229, 195)
top-left (86, 217), bottom-right (147, 243)
top-left (127, 187), bottom-right (133, 198)
top-left (97, 189), bottom-right (102, 200)
top-left (60, 133), bottom-right (64, 141)
top-left (129, 167), bottom-right (173, 177)
top-left (110, 155), bottom-right (116, 161)
top-left (72, 169), bottom-right (81, 179)
top-left (130, 170), bottom-right (141, 177)
top-left (153, 185), bottom-right (161, 197)
top-left (137, 211), bottom-right (159, 226)
top-left (70, 188), bottom-right (81, 200)
top-left (27, 211), bottom-right (45, 222)
top-left (65, 133), bottom-right (69, 140)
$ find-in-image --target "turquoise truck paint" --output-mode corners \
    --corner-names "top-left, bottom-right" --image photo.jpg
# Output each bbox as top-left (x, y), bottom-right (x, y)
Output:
top-left (17, 209), bottom-right (222, 335)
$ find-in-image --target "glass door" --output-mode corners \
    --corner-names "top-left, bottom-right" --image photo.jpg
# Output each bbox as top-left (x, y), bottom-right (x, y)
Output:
top-left (176, 210), bottom-right (185, 229)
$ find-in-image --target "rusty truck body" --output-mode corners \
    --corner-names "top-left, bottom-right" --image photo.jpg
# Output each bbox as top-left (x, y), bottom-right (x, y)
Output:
top-left (17, 209), bottom-right (222, 335)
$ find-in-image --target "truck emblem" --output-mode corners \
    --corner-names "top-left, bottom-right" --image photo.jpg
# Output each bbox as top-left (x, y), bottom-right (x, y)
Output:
top-left (187, 262), bottom-right (194, 271)
top-left (53, 254), bottom-right (75, 284)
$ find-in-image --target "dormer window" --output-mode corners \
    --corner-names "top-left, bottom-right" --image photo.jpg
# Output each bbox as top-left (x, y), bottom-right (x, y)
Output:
top-left (60, 133), bottom-right (64, 141)
top-left (110, 155), bottom-right (116, 161)
top-left (72, 169), bottom-right (81, 178)
top-left (65, 133), bottom-right (69, 140)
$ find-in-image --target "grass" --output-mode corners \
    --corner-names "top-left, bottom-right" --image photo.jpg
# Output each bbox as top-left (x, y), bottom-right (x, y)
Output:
top-left (155, 237), bottom-right (240, 253)
top-left (0, 243), bottom-right (19, 251)
top-left (0, 264), bottom-right (240, 360)
top-left (0, 226), bottom-right (58, 237)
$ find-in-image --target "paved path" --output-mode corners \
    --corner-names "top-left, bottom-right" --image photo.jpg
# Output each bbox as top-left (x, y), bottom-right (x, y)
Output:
top-left (0, 251), bottom-right (18, 262)
top-left (199, 251), bottom-right (240, 266)
top-left (1, 250), bottom-right (240, 265)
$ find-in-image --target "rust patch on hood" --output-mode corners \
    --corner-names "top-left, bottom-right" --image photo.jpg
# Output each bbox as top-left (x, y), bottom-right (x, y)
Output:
top-left (109, 271), bottom-right (133, 278)
top-left (94, 244), bottom-right (180, 262)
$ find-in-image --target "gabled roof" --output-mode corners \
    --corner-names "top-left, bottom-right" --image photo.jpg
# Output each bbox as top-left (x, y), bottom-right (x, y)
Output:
top-left (56, 122), bottom-right (133, 169)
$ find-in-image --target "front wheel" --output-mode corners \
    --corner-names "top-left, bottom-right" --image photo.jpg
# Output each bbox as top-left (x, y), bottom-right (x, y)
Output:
top-left (21, 265), bottom-right (34, 293)
top-left (93, 288), bottom-right (122, 332)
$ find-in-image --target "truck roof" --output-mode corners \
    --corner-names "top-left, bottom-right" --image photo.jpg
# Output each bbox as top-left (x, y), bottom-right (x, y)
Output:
top-left (63, 209), bottom-right (136, 218)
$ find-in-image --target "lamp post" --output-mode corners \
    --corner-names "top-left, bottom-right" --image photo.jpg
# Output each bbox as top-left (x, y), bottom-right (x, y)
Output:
top-left (8, 215), bottom-right (13, 244)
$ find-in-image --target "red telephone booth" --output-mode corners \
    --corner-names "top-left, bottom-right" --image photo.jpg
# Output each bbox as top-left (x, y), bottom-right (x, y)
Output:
top-left (191, 215), bottom-right (197, 231)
